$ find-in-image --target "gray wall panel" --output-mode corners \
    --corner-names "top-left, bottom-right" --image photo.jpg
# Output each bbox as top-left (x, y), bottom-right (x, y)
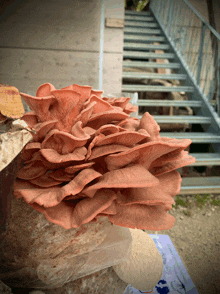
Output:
top-left (0, 0), bottom-right (124, 95)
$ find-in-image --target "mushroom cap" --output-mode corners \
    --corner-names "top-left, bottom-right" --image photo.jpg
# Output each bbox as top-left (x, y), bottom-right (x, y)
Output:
top-left (0, 84), bottom-right (25, 118)
top-left (13, 83), bottom-right (196, 230)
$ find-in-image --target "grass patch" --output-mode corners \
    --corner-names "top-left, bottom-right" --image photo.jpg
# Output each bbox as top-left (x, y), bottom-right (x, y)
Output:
top-left (210, 198), bottom-right (220, 207)
top-left (172, 195), bottom-right (187, 209)
top-left (172, 194), bottom-right (220, 215)
top-left (194, 194), bottom-right (211, 210)
top-left (183, 210), bottom-right (193, 216)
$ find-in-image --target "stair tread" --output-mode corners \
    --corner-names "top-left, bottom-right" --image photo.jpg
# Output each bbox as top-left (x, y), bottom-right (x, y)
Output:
top-left (122, 72), bottom-right (186, 80)
top-left (124, 35), bottom-right (166, 42)
top-left (123, 61), bottom-right (180, 68)
top-left (179, 177), bottom-right (220, 194)
top-left (125, 21), bottom-right (158, 28)
top-left (188, 153), bottom-right (220, 166)
top-left (190, 153), bottom-right (220, 158)
top-left (124, 27), bottom-right (161, 34)
top-left (123, 43), bottom-right (170, 50)
top-left (160, 132), bottom-right (220, 138)
top-left (125, 15), bottom-right (154, 21)
top-left (123, 51), bottom-right (175, 59)
top-left (136, 99), bottom-right (202, 107)
top-left (139, 115), bottom-right (212, 124)
top-left (122, 85), bottom-right (194, 92)
top-left (159, 132), bottom-right (220, 143)
top-left (125, 11), bottom-right (151, 16)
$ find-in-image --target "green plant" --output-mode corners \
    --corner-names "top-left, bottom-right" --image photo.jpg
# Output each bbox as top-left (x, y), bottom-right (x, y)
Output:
top-left (194, 193), bottom-right (211, 210)
top-left (136, 0), bottom-right (149, 11)
top-left (183, 210), bottom-right (192, 216)
top-left (172, 195), bottom-right (187, 208)
top-left (172, 193), bottom-right (220, 216)
top-left (210, 198), bottom-right (220, 208)
top-left (124, 0), bottom-right (149, 11)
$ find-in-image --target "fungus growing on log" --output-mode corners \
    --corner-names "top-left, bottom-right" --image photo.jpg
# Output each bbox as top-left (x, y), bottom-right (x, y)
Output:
top-left (13, 83), bottom-right (196, 230)
top-left (0, 84), bottom-right (25, 119)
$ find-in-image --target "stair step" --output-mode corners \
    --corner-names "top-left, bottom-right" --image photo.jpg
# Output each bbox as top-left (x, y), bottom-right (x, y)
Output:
top-left (125, 15), bottom-right (154, 21)
top-left (124, 27), bottom-right (161, 34)
top-left (122, 85), bottom-right (194, 92)
top-left (123, 11), bottom-right (220, 195)
top-left (125, 21), bottom-right (158, 28)
top-left (124, 43), bottom-right (170, 50)
top-left (124, 35), bottom-right (166, 42)
top-left (123, 51), bottom-right (175, 59)
top-left (123, 61), bottom-right (181, 69)
top-left (136, 99), bottom-right (202, 107)
top-left (122, 72), bottom-right (186, 80)
top-left (139, 115), bottom-right (212, 124)
top-left (125, 10), bottom-right (151, 16)
top-left (159, 132), bottom-right (220, 143)
top-left (187, 153), bottom-right (220, 166)
top-left (179, 177), bottom-right (220, 194)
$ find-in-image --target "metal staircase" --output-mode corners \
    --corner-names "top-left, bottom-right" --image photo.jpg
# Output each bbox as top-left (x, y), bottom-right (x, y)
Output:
top-left (122, 8), bottom-right (220, 194)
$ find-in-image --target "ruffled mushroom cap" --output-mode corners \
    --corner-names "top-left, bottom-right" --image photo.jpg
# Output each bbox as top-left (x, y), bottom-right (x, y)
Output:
top-left (21, 111), bottom-right (38, 128)
top-left (32, 120), bottom-right (58, 142)
top-left (14, 83), bottom-right (196, 231)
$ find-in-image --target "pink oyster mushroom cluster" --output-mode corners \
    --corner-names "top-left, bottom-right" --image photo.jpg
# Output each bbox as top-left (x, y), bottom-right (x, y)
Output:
top-left (13, 83), bottom-right (196, 231)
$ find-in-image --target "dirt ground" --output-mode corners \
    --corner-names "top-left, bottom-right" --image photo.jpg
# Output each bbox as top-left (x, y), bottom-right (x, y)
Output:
top-left (2, 194), bottom-right (220, 294)
top-left (144, 193), bottom-right (220, 294)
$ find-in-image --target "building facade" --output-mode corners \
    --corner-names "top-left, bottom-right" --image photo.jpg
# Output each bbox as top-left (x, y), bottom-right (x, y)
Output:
top-left (0, 0), bottom-right (124, 96)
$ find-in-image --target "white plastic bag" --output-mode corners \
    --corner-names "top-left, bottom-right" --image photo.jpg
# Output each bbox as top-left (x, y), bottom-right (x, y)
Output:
top-left (0, 121), bottom-right (33, 172)
top-left (0, 194), bottom-right (132, 289)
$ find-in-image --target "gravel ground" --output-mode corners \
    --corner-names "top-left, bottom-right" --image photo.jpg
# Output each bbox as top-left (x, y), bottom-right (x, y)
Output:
top-left (144, 193), bottom-right (220, 294)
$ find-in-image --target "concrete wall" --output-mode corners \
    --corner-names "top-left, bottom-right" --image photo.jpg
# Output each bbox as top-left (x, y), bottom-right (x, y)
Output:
top-left (103, 0), bottom-right (124, 96)
top-left (212, 0), bottom-right (220, 34)
top-left (189, 0), bottom-right (220, 33)
top-left (0, 0), bottom-right (124, 96)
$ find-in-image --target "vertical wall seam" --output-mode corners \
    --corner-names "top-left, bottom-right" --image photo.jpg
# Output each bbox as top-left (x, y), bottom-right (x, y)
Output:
top-left (99, 0), bottom-right (105, 90)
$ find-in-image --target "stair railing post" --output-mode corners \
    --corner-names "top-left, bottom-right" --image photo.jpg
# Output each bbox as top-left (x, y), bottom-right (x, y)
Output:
top-left (197, 23), bottom-right (206, 87)
top-left (217, 45), bottom-right (220, 116)
top-left (167, 0), bottom-right (173, 37)
top-left (158, 0), bottom-right (163, 21)
top-left (130, 92), bottom-right (139, 118)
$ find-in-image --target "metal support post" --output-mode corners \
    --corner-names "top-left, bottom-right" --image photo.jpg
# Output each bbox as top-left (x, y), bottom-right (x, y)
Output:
top-left (217, 45), bottom-right (220, 116)
top-left (197, 23), bottom-right (206, 85)
top-left (167, 0), bottom-right (173, 36)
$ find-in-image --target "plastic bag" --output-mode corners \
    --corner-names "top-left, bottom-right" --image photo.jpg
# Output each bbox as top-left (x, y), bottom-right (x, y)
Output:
top-left (34, 224), bottom-right (132, 288)
top-left (74, 223), bottom-right (132, 281)
top-left (0, 194), bottom-right (132, 289)
top-left (0, 124), bottom-right (33, 240)
top-left (0, 122), bottom-right (33, 172)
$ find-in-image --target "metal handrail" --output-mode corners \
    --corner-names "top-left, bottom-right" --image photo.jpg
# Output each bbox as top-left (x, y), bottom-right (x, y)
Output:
top-left (150, 0), bottom-right (220, 116)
